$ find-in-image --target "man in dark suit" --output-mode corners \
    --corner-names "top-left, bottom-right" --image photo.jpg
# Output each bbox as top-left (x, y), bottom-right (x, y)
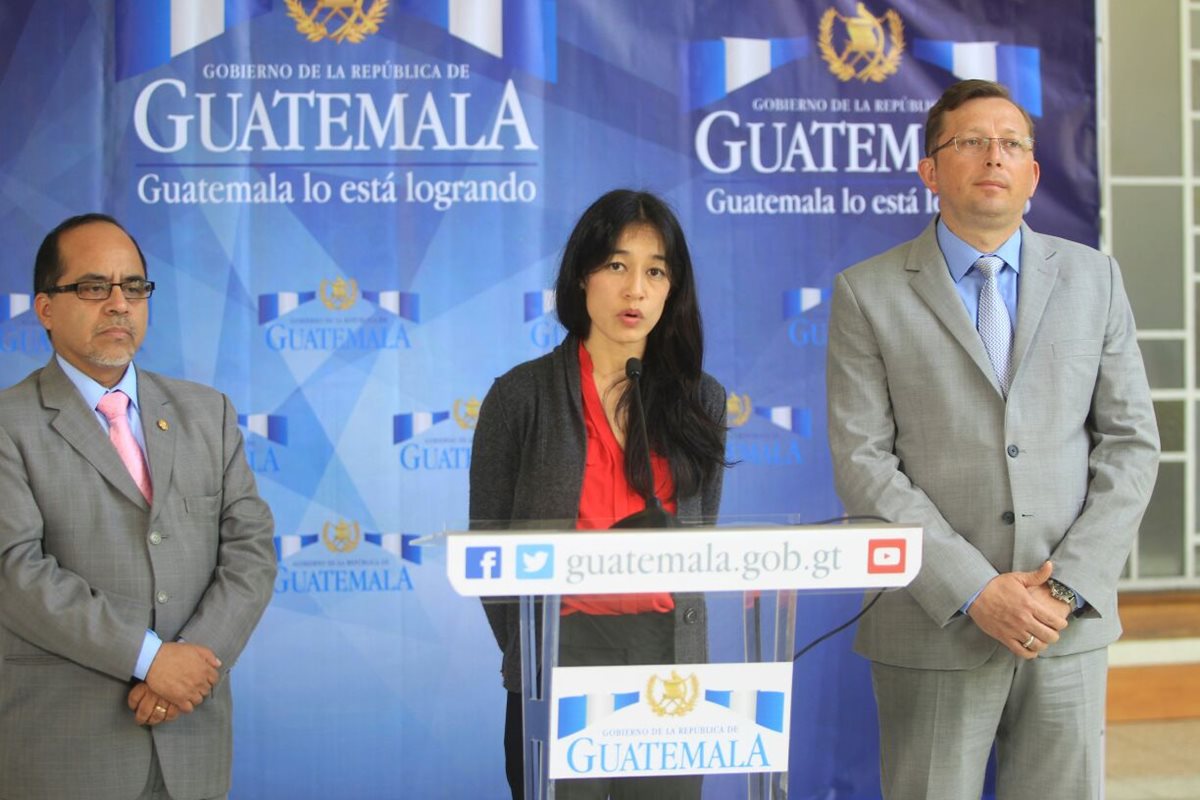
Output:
top-left (827, 80), bottom-right (1159, 799)
top-left (0, 214), bottom-right (277, 799)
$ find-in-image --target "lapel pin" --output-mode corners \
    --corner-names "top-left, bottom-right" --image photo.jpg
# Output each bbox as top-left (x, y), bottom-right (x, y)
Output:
top-left (157, 419), bottom-right (169, 431)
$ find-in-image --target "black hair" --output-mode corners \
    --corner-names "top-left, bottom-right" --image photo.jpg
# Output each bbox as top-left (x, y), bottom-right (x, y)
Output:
top-left (34, 213), bottom-right (147, 295)
top-left (554, 189), bottom-right (726, 500)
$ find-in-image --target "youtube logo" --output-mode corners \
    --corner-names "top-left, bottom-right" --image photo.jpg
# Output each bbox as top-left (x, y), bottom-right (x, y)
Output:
top-left (867, 539), bottom-right (906, 574)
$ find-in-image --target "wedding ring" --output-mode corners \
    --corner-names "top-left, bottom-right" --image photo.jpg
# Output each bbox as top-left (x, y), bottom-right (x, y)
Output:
top-left (154, 704), bottom-right (167, 715)
top-left (1021, 634), bottom-right (1036, 650)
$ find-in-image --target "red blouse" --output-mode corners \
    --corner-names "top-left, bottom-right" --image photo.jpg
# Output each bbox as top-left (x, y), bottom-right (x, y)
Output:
top-left (562, 343), bottom-right (676, 616)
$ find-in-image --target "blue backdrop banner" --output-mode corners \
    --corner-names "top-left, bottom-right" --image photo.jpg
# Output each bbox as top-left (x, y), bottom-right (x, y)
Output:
top-left (0, 1), bottom-right (1096, 796)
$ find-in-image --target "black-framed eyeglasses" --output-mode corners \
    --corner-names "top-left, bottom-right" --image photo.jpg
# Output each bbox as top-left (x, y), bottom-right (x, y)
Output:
top-left (43, 279), bottom-right (156, 301)
top-left (928, 135), bottom-right (1035, 157)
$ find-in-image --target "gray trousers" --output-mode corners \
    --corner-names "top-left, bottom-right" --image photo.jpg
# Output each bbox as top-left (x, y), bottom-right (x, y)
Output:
top-left (870, 647), bottom-right (1107, 800)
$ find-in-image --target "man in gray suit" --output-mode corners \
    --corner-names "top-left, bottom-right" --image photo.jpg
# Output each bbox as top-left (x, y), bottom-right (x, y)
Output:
top-left (827, 80), bottom-right (1159, 799)
top-left (0, 214), bottom-right (277, 799)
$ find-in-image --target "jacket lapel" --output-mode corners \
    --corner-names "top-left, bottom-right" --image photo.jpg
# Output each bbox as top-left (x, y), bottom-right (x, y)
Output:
top-left (40, 358), bottom-right (149, 510)
top-left (1010, 224), bottom-right (1059, 385)
top-left (137, 372), bottom-right (176, 516)
top-left (906, 220), bottom-right (1003, 394)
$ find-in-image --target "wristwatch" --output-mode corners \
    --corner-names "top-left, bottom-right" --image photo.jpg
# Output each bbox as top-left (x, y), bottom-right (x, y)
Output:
top-left (1047, 578), bottom-right (1077, 608)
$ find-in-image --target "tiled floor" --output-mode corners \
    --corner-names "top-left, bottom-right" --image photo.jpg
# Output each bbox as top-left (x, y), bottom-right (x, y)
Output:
top-left (1106, 594), bottom-right (1200, 798)
top-left (1107, 719), bottom-right (1200, 799)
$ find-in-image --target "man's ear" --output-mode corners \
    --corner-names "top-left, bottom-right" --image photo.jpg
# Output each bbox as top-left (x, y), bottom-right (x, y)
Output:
top-left (34, 293), bottom-right (52, 334)
top-left (917, 156), bottom-right (938, 194)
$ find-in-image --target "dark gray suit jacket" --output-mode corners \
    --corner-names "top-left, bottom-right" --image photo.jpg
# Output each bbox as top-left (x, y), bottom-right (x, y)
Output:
top-left (827, 219), bottom-right (1159, 669)
top-left (469, 338), bottom-right (726, 691)
top-left (0, 357), bottom-right (276, 800)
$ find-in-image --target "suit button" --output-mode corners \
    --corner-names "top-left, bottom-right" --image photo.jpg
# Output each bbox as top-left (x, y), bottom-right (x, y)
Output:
top-left (1001, 511), bottom-right (1015, 524)
top-left (1006, 445), bottom-right (1019, 457)
top-left (156, 591), bottom-right (169, 604)
top-left (149, 532), bottom-right (162, 545)
top-left (683, 608), bottom-right (699, 624)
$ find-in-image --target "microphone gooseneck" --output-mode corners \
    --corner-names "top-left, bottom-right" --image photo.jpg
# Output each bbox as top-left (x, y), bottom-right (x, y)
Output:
top-left (624, 358), bottom-right (657, 510)
top-left (611, 357), bottom-right (677, 529)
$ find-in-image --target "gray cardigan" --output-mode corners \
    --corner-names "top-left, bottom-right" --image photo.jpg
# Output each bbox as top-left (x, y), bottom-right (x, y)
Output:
top-left (469, 337), bottom-right (727, 691)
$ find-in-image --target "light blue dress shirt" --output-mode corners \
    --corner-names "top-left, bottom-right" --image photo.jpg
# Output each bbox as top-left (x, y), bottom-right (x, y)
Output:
top-left (937, 217), bottom-right (1021, 326)
top-left (56, 356), bottom-right (162, 679)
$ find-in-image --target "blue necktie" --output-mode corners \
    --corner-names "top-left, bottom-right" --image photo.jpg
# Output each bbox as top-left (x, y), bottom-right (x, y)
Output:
top-left (974, 255), bottom-right (1012, 396)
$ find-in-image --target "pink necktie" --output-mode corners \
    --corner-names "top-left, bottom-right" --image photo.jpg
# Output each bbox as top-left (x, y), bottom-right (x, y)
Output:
top-left (97, 390), bottom-right (153, 503)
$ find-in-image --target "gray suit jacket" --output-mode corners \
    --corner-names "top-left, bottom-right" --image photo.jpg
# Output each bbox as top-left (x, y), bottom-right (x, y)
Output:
top-left (0, 357), bottom-right (276, 800)
top-left (827, 219), bottom-right (1159, 670)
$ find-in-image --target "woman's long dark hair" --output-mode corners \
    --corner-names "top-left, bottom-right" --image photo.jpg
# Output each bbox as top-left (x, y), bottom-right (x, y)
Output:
top-left (555, 189), bottom-right (726, 500)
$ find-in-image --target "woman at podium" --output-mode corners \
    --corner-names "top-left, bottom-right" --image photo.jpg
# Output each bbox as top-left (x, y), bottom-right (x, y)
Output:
top-left (470, 189), bottom-right (728, 799)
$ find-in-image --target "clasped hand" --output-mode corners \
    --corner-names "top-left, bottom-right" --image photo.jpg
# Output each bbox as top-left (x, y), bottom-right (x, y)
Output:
top-left (127, 682), bottom-right (179, 726)
top-left (128, 642), bottom-right (222, 725)
top-left (967, 560), bottom-right (1071, 659)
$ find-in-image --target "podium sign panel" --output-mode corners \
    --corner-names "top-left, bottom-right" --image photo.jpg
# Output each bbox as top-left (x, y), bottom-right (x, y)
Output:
top-left (548, 661), bottom-right (793, 780)
top-left (447, 526), bottom-right (922, 595)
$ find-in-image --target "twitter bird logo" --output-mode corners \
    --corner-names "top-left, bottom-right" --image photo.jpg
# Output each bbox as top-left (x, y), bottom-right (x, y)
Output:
top-left (516, 544), bottom-right (554, 579)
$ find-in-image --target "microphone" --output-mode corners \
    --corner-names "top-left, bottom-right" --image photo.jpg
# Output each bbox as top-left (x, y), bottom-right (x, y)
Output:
top-left (611, 357), bottom-right (677, 529)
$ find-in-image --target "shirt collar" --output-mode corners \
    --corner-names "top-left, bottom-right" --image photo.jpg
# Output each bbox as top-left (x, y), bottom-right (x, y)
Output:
top-left (56, 354), bottom-right (140, 414)
top-left (937, 217), bottom-right (1023, 283)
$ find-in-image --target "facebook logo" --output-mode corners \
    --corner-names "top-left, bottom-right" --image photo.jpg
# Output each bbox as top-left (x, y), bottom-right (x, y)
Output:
top-left (466, 547), bottom-right (502, 579)
top-left (515, 544), bottom-right (554, 579)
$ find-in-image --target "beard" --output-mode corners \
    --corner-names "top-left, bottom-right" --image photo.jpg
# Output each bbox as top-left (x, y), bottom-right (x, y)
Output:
top-left (86, 319), bottom-right (139, 368)
top-left (85, 349), bottom-right (134, 368)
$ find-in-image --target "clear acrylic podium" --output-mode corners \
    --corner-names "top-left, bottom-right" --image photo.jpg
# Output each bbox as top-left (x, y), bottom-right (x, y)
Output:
top-left (443, 521), bottom-right (921, 800)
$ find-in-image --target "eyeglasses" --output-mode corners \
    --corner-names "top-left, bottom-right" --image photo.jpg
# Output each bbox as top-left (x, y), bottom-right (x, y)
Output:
top-left (43, 278), bottom-right (156, 301)
top-left (928, 135), bottom-right (1035, 157)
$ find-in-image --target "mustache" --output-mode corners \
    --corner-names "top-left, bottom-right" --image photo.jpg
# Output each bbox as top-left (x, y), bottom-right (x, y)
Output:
top-left (95, 318), bottom-right (136, 336)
